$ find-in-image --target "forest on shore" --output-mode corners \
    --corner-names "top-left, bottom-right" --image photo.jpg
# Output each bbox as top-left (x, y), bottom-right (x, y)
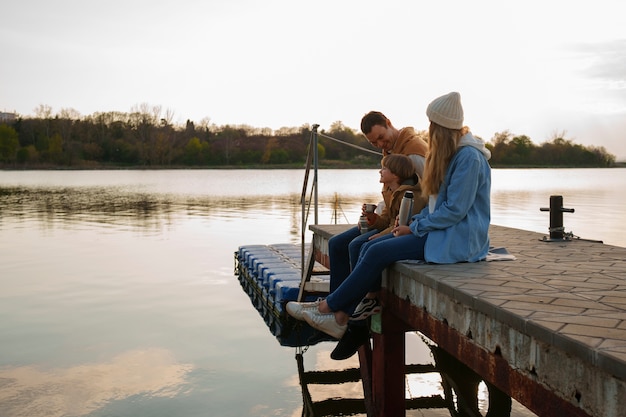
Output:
top-left (0, 105), bottom-right (618, 169)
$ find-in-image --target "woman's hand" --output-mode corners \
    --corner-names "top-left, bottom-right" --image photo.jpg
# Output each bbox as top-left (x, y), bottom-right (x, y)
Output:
top-left (391, 225), bottom-right (411, 237)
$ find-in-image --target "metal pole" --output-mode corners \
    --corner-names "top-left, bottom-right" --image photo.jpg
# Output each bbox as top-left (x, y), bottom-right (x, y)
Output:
top-left (313, 124), bottom-right (319, 225)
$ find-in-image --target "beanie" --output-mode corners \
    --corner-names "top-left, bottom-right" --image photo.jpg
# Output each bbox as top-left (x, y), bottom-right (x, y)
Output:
top-left (426, 92), bottom-right (464, 129)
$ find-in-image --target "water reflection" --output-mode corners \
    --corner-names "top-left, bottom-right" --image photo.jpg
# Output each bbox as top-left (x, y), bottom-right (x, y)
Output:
top-left (0, 186), bottom-right (174, 230)
top-left (0, 186), bottom-right (303, 232)
top-left (0, 169), bottom-right (624, 417)
top-left (0, 348), bottom-right (192, 417)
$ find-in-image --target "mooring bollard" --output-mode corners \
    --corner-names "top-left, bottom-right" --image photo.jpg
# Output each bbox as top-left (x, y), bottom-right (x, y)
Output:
top-left (539, 195), bottom-right (575, 241)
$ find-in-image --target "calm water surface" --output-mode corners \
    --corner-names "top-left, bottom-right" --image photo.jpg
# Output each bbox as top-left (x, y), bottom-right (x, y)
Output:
top-left (1, 168), bottom-right (625, 417)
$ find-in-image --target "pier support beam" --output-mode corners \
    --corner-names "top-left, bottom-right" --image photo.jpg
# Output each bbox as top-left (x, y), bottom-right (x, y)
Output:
top-left (371, 312), bottom-right (407, 416)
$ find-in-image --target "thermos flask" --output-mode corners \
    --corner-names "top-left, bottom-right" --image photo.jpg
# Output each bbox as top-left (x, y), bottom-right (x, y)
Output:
top-left (398, 191), bottom-right (414, 226)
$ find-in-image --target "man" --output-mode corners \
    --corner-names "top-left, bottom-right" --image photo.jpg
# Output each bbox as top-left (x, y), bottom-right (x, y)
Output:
top-left (361, 111), bottom-right (428, 178)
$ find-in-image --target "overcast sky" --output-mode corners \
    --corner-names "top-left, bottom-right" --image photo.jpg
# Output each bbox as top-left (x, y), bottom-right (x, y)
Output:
top-left (2, 0), bottom-right (625, 160)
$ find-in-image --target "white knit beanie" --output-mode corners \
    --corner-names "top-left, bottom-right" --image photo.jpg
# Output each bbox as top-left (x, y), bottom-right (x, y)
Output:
top-left (426, 92), bottom-right (464, 129)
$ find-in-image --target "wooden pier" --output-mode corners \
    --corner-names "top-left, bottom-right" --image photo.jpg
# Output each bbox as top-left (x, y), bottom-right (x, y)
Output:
top-left (310, 224), bottom-right (626, 417)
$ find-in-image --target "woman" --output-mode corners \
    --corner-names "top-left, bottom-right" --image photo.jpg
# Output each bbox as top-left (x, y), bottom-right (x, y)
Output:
top-left (295, 91), bottom-right (492, 341)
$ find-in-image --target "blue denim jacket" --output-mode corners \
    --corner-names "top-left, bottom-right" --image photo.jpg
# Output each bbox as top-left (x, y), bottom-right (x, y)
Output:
top-left (409, 133), bottom-right (491, 263)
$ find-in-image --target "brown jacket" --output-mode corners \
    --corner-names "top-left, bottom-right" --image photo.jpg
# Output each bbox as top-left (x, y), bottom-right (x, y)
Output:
top-left (370, 176), bottom-right (427, 236)
top-left (383, 127), bottom-right (428, 158)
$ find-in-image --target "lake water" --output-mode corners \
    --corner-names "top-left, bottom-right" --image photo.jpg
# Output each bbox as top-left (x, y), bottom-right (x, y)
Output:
top-left (1, 168), bottom-right (625, 417)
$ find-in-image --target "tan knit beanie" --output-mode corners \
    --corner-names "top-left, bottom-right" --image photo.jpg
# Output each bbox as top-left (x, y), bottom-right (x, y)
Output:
top-left (426, 92), bottom-right (464, 129)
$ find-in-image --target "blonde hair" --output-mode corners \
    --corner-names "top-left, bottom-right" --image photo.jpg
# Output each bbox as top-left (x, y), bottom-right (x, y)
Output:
top-left (381, 154), bottom-right (415, 183)
top-left (421, 123), bottom-right (468, 197)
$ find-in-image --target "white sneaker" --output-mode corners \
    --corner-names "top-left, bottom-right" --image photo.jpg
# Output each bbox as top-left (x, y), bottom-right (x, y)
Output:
top-left (302, 310), bottom-right (347, 339)
top-left (285, 298), bottom-right (323, 321)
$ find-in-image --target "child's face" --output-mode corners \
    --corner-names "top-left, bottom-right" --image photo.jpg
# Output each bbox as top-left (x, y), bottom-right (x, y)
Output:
top-left (379, 166), bottom-right (399, 186)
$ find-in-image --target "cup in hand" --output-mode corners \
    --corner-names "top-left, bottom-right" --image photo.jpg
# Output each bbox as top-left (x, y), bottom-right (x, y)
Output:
top-left (364, 203), bottom-right (377, 213)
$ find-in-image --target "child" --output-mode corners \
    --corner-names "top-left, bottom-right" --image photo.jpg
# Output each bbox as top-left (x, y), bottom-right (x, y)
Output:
top-left (363, 154), bottom-right (427, 242)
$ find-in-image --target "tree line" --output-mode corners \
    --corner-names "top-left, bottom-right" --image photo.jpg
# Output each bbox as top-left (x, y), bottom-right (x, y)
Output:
top-left (0, 105), bottom-right (617, 168)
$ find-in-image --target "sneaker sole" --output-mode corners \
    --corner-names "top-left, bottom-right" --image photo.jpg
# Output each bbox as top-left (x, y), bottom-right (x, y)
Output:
top-left (350, 305), bottom-right (381, 321)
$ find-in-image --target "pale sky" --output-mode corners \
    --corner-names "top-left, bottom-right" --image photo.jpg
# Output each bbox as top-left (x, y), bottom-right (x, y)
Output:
top-left (2, 0), bottom-right (625, 160)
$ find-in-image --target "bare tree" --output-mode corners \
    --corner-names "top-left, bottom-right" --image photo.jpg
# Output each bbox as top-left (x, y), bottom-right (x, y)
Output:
top-left (58, 107), bottom-right (81, 120)
top-left (33, 104), bottom-right (52, 119)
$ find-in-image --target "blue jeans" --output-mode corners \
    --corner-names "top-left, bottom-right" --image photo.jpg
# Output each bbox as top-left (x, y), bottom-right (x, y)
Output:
top-left (326, 233), bottom-right (427, 315)
top-left (328, 226), bottom-right (379, 292)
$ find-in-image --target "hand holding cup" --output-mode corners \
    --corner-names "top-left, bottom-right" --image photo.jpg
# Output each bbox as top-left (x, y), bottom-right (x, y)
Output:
top-left (362, 203), bottom-right (378, 224)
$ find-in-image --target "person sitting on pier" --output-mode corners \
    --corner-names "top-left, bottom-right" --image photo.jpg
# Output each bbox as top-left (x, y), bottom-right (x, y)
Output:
top-left (287, 92), bottom-right (492, 351)
top-left (361, 154), bottom-right (428, 244)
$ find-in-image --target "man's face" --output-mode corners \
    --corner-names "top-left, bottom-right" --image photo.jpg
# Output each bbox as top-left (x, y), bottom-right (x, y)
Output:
top-left (365, 124), bottom-right (394, 152)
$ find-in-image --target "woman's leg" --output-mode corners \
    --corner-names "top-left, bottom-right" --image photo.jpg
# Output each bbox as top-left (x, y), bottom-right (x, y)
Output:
top-left (325, 233), bottom-right (427, 315)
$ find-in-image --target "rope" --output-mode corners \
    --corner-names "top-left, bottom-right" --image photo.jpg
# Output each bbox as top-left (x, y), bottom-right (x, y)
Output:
top-left (317, 132), bottom-right (382, 156)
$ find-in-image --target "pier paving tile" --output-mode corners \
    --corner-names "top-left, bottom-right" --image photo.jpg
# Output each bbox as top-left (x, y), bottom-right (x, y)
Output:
top-left (528, 319), bottom-right (564, 333)
top-left (530, 289), bottom-right (603, 300)
top-left (595, 311), bottom-right (626, 320)
top-left (461, 285), bottom-right (527, 295)
top-left (596, 296), bottom-right (626, 309)
top-left (494, 293), bottom-right (556, 303)
top-left (479, 296), bottom-right (510, 308)
top-left (598, 340), bottom-right (626, 350)
top-left (534, 314), bottom-right (620, 328)
top-left (563, 323), bottom-right (626, 340)
top-left (583, 308), bottom-right (625, 316)
top-left (501, 280), bottom-right (556, 291)
top-left (504, 302), bottom-right (585, 316)
top-left (551, 297), bottom-right (618, 310)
